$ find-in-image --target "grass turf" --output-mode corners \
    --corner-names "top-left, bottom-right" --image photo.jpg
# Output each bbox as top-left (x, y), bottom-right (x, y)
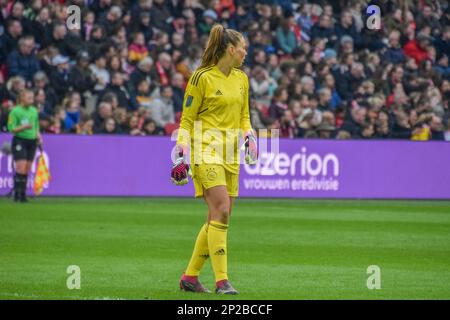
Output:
top-left (0, 197), bottom-right (450, 300)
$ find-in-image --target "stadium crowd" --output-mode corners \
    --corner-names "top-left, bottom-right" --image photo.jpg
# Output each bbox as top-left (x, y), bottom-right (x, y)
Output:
top-left (0, 0), bottom-right (449, 140)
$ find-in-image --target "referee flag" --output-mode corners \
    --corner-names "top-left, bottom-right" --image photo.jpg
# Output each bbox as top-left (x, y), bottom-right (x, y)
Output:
top-left (33, 153), bottom-right (51, 195)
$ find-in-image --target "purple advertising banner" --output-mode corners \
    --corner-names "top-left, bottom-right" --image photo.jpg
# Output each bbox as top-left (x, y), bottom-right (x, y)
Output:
top-left (0, 133), bottom-right (449, 199)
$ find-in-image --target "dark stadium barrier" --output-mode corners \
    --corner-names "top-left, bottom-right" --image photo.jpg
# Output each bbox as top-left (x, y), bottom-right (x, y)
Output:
top-left (0, 133), bottom-right (449, 199)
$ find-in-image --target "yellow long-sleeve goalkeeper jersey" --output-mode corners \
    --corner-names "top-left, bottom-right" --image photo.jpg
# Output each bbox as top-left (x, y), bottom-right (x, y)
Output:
top-left (176, 65), bottom-right (253, 175)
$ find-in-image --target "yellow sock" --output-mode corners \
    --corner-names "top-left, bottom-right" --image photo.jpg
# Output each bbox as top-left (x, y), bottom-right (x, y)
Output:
top-left (208, 220), bottom-right (228, 282)
top-left (185, 224), bottom-right (209, 276)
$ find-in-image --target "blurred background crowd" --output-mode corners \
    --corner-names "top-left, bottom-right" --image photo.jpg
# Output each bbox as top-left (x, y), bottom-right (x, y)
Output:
top-left (0, 0), bottom-right (449, 140)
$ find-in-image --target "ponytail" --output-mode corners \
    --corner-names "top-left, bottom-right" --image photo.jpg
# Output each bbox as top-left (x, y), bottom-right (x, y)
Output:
top-left (199, 24), bottom-right (243, 68)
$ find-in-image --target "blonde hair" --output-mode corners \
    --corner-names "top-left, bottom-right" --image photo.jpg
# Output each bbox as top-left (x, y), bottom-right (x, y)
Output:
top-left (199, 24), bottom-right (243, 68)
top-left (18, 89), bottom-right (33, 104)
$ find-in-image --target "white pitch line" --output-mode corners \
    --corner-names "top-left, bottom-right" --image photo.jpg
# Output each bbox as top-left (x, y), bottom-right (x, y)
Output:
top-left (0, 292), bottom-right (128, 300)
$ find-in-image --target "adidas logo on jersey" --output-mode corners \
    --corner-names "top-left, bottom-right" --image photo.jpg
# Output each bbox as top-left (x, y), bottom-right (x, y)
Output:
top-left (215, 90), bottom-right (223, 96)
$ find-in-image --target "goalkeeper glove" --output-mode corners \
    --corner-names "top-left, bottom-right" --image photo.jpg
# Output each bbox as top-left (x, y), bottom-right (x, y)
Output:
top-left (171, 147), bottom-right (192, 186)
top-left (242, 132), bottom-right (258, 165)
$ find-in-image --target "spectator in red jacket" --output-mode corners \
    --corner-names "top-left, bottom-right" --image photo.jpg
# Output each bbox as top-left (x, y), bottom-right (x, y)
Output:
top-left (403, 33), bottom-right (432, 64)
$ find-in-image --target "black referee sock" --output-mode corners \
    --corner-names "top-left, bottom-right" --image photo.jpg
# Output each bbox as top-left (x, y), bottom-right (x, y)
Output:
top-left (13, 174), bottom-right (21, 199)
top-left (14, 174), bottom-right (28, 200)
top-left (22, 174), bottom-right (28, 197)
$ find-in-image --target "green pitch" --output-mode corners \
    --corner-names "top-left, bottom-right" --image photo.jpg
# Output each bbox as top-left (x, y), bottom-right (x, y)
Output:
top-left (1, 197), bottom-right (450, 300)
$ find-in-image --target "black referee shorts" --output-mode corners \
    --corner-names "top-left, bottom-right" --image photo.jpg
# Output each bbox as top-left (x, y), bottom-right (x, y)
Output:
top-left (12, 136), bottom-right (38, 161)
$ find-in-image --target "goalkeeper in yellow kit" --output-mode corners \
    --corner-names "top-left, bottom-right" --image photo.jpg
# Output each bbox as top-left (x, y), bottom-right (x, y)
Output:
top-left (170, 24), bottom-right (258, 295)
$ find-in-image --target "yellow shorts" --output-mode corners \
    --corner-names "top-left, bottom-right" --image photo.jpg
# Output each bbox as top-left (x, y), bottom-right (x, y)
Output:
top-left (192, 164), bottom-right (239, 198)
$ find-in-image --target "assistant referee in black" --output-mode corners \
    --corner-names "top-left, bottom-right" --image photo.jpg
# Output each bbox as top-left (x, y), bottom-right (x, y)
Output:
top-left (7, 89), bottom-right (43, 202)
